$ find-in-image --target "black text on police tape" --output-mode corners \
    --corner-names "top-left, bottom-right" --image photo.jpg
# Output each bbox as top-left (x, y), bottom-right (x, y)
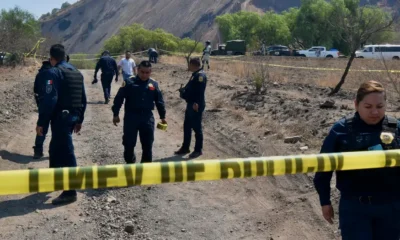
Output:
top-left (26, 153), bottom-right (357, 192)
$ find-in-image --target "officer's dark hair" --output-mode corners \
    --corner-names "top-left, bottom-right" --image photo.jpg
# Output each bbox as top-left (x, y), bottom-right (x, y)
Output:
top-left (356, 81), bottom-right (387, 104)
top-left (126, 50), bottom-right (131, 54)
top-left (50, 44), bottom-right (66, 62)
top-left (138, 60), bottom-right (152, 68)
top-left (189, 57), bottom-right (201, 67)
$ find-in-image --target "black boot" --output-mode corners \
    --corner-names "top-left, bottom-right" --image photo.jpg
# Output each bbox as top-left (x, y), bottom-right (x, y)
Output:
top-left (52, 191), bottom-right (77, 205)
top-left (174, 147), bottom-right (190, 155)
top-left (33, 146), bottom-right (43, 159)
top-left (189, 151), bottom-right (203, 159)
top-left (104, 98), bottom-right (110, 104)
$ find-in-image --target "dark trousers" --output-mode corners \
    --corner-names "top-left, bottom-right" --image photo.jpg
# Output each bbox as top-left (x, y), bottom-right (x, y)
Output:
top-left (149, 55), bottom-right (158, 64)
top-left (34, 102), bottom-right (49, 151)
top-left (339, 196), bottom-right (400, 240)
top-left (182, 104), bottom-right (204, 152)
top-left (123, 112), bottom-right (155, 164)
top-left (101, 73), bottom-right (114, 101)
top-left (49, 111), bottom-right (78, 196)
top-left (34, 122), bottom-right (49, 151)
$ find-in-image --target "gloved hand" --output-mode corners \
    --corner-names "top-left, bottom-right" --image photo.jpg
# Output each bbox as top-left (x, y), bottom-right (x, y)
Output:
top-left (92, 78), bottom-right (98, 84)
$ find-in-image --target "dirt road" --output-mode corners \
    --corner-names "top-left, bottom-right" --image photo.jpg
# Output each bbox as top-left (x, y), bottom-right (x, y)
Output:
top-left (0, 62), bottom-right (340, 240)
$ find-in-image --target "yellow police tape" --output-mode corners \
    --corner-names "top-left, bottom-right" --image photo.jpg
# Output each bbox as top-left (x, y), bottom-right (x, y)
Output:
top-left (1, 149), bottom-right (400, 196)
top-left (216, 58), bottom-right (400, 73)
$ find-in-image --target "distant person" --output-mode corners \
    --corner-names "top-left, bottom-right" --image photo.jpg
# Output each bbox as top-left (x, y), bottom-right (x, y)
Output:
top-left (118, 51), bottom-right (137, 82)
top-left (314, 80), bottom-right (400, 240)
top-left (112, 61), bottom-right (166, 163)
top-left (36, 44), bottom-right (87, 205)
top-left (148, 48), bottom-right (158, 64)
top-left (32, 59), bottom-right (53, 159)
top-left (202, 40), bottom-right (212, 70)
top-left (93, 50), bottom-right (119, 104)
top-left (175, 58), bottom-right (207, 158)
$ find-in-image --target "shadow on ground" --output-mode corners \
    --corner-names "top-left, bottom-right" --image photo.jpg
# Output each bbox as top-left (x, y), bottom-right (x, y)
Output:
top-left (0, 193), bottom-right (59, 219)
top-left (0, 150), bottom-right (48, 164)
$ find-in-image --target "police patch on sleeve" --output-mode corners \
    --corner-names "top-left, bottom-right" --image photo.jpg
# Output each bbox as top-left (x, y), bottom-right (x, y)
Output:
top-left (46, 80), bottom-right (53, 93)
top-left (198, 76), bottom-right (204, 82)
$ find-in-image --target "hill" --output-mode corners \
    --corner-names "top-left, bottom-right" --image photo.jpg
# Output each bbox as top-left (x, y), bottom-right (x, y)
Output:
top-left (40, 0), bottom-right (392, 54)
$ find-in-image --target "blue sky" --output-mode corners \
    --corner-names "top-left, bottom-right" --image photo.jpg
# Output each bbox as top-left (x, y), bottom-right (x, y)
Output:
top-left (0, 0), bottom-right (78, 19)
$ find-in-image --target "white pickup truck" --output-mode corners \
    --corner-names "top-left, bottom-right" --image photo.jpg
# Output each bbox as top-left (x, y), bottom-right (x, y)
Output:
top-left (297, 46), bottom-right (340, 58)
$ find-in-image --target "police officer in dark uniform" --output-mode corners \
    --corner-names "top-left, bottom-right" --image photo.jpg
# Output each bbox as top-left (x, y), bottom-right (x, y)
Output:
top-left (112, 61), bottom-right (166, 163)
top-left (175, 58), bottom-right (207, 158)
top-left (93, 50), bottom-right (119, 104)
top-left (314, 80), bottom-right (400, 239)
top-left (32, 60), bottom-right (52, 159)
top-left (36, 44), bottom-right (87, 205)
top-left (148, 48), bottom-right (158, 64)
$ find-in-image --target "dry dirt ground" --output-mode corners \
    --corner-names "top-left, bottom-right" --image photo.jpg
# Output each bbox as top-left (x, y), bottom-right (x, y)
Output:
top-left (1, 56), bottom-right (400, 240)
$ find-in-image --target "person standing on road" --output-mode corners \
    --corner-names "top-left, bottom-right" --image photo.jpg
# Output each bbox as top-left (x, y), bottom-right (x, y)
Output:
top-left (112, 60), bottom-right (166, 164)
top-left (175, 58), bottom-right (207, 158)
top-left (36, 44), bottom-right (87, 205)
top-left (118, 51), bottom-right (137, 82)
top-left (32, 60), bottom-right (53, 159)
top-left (202, 40), bottom-right (212, 70)
top-left (93, 50), bottom-right (119, 104)
top-left (314, 80), bottom-right (400, 240)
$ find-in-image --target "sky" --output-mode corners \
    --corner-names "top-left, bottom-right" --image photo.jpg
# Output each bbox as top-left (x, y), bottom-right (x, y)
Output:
top-left (0, 0), bottom-right (78, 19)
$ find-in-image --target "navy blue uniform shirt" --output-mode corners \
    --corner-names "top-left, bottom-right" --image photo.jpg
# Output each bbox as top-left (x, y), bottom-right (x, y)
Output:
top-left (182, 69), bottom-right (207, 106)
top-left (37, 61), bottom-right (87, 127)
top-left (112, 76), bottom-right (166, 119)
top-left (314, 113), bottom-right (400, 206)
top-left (34, 61), bottom-right (52, 104)
top-left (95, 56), bottom-right (118, 76)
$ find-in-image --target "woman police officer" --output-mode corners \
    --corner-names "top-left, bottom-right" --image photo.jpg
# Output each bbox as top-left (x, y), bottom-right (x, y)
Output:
top-left (314, 80), bottom-right (400, 239)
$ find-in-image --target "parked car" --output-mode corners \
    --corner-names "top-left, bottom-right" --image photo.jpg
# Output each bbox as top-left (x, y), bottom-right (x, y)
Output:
top-left (296, 46), bottom-right (340, 58)
top-left (356, 44), bottom-right (400, 60)
top-left (267, 45), bottom-right (291, 56)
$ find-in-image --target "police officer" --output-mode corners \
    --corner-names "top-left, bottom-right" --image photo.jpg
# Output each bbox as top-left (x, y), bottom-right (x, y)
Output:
top-left (202, 40), bottom-right (212, 70)
top-left (32, 60), bottom-right (52, 159)
top-left (175, 58), bottom-right (207, 158)
top-left (112, 61), bottom-right (166, 163)
top-left (93, 50), bottom-right (119, 104)
top-left (36, 44), bottom-right (87, 205)
top-left (314, 80), bottom-right (400, 239)
top-left (148, 48), bottom-right (158, 64)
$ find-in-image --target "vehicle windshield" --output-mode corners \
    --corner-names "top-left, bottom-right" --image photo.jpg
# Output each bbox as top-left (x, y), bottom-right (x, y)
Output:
top-left (362, 47), bottom-right (373, 52)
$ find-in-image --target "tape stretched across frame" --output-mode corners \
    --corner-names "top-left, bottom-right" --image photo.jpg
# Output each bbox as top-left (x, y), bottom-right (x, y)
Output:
top-left (0, 150), bottom-right (399, 195)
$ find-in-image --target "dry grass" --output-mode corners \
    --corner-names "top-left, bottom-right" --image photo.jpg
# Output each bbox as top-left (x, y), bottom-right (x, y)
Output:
top-left (160, 55), bottom-right (187, 66)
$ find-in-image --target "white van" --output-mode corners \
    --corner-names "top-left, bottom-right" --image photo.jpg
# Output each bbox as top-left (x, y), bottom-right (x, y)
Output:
top-left (356, 44), bottom-right (400, 60)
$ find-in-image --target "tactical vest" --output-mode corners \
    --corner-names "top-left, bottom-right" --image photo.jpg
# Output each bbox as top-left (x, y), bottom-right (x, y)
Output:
top-left (339, 114), bottom-right (399, 152)
top-left (56, 65), bottom-right (84, 109)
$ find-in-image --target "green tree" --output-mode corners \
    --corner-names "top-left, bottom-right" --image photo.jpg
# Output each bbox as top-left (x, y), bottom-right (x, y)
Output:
top-left (293, 0), bottom-right (335, 48)
top-left (216, 11), bottom-right (261, 48)
top-left (0, 7), bottom-right (40, 57)
top-left (256, 11), bottom-right (291, 46)
top-left (282, 8), bottom-right (301, 47)
top-left (51, 8), bottom-right (59, 15)
top-left (61, 2), bottom-right (72, 9)
top-left (102, 23), bottom-right (202, 56)
top-left (329, 0), bottom-right (397, 95)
